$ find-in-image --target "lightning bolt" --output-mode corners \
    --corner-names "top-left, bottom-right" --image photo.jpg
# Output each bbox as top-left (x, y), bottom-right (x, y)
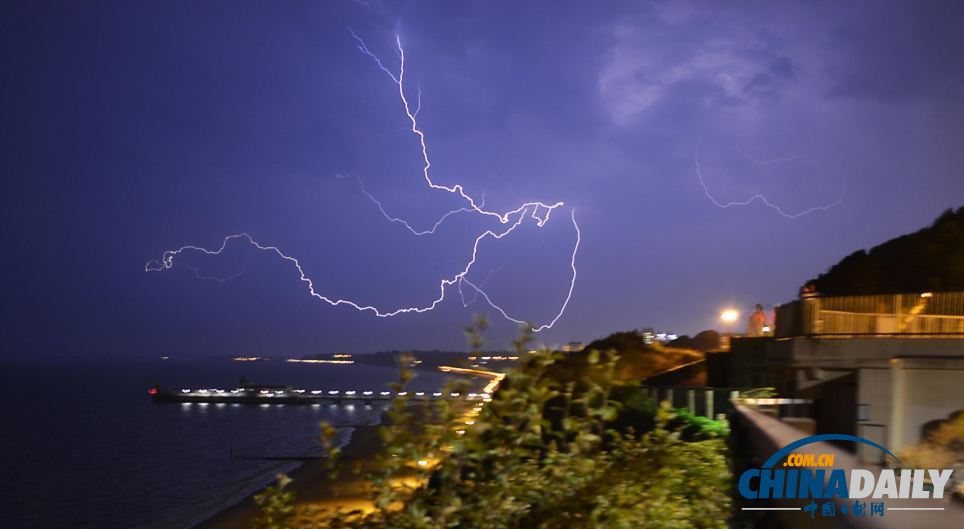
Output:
top-left (347, 30), bottom-right (565, 227)
top-left (459, 260), bottom-right (508, 307)
top-left (696, 140), bottom-right (846, 219)
top-left (335, 172), bottom-right (481, 236)
top-left (146, 30), bottom-right (580, 332)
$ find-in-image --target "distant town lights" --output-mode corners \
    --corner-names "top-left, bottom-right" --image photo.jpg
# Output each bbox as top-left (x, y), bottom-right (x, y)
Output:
top-left (285, 358), bottom-right (354, 364)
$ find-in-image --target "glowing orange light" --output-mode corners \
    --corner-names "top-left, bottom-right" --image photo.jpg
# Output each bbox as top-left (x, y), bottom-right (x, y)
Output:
top-left (721, 309), bottom-right (739, 323)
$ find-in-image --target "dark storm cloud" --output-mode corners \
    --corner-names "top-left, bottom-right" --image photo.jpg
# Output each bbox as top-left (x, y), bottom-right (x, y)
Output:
top-left (743, 56), bottom-right (797, 101)
top-left (597, 2), bottom-right (812, 122)
top-left (1, 0), bottom-right (962, 358)
top-left (824, 1), bottom-right (964, 103)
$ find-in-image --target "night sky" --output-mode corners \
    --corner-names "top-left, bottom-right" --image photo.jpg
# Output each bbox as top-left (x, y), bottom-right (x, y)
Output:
top-left (3, 1), bottom-right (963, 359)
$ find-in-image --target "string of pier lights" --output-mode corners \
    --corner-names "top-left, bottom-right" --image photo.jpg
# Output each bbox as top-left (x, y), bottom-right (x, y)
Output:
top-left (173, 387), bottom-right (494, 401)
top-left (145, 30), bottom-right (580, 332)
top-left (171, 364), bottom-right (504, 435)
top-left (175, 366), bottom-right (503, 401)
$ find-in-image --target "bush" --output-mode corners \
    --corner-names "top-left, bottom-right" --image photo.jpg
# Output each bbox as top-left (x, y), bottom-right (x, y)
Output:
top-left (254, 475), bottom-right (295, 529)
top-left (266, 321), bottom-right (732, 529)
top-left (670, 407), bottom-right (730, 440)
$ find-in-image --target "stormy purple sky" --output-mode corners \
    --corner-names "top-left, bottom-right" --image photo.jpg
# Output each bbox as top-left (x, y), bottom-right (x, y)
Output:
top-left (2, 1), bottom-right (963, 358)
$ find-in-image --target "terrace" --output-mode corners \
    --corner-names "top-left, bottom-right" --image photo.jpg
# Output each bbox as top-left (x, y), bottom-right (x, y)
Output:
top-left (775, 291), bottom-right (964, 338)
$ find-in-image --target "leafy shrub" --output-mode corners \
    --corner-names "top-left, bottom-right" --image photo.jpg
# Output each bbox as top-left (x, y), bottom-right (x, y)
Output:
top-left (549, 332), bottom-right (703, 383)
top-left (264, 321), bottom-right (731, 528)
top-left (669, 407), bottom-right (730, 441)
top-left (254, 474), bottom-right (295, 529)
top-left (898, 411), bottom-right (964, 482)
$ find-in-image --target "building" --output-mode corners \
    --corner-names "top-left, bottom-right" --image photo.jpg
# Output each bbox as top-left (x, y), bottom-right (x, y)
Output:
top-left (561, 341), bottom-right (585, 353)
top-left (729, 291), bottom-right (964, 462)
top-left (638, 328), bottom-right (679, 345)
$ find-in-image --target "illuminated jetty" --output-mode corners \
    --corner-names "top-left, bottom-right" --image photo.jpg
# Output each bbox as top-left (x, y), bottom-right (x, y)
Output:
top-left (149, 367), bottom-right (502, 406)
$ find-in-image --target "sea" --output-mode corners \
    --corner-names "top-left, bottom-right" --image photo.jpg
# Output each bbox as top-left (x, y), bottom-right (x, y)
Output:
top-left (0, 357), bottom-right (467, 529)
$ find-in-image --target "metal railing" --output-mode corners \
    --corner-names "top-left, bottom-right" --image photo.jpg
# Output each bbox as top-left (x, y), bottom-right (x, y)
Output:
top-left (776, 291), bottom-right (964, 338)
top-left (643, 386), bottom-right (742, 419)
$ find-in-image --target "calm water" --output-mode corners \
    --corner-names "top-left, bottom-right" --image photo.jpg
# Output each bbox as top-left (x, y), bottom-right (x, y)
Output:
top-left (0, 358), bottom-right (461, 529)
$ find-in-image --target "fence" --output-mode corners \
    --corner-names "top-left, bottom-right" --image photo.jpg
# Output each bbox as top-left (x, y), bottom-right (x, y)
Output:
top-left (643, 386), bottom-right (815, 421)
top-left (643, 386), bottom-right (740, 419)
top-left (775, 292), bottom-right (964, 338)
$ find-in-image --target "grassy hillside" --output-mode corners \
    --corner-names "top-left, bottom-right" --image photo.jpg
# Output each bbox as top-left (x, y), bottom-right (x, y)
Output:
top-left (546, 331), bottom-right (703, 383)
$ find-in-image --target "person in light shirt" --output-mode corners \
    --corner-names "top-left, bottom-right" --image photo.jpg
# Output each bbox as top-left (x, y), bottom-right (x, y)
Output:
top-left (747, 304), bottom-right (767, 336)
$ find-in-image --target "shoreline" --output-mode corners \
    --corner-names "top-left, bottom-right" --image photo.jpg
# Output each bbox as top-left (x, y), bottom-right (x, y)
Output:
top-left (187, 374), bottom-right (493, 529)
top-left (191, 423), bottom-right (384, 529)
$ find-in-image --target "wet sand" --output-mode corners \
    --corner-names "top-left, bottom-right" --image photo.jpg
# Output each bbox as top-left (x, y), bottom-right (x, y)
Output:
top-left (193, 424), bottom-right (384, 529)
top-left (192, 382), bottom-right (490, 529)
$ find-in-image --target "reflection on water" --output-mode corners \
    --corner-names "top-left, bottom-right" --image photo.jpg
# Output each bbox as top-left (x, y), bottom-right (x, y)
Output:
top-left (0, 358), bottom-right (465, 529)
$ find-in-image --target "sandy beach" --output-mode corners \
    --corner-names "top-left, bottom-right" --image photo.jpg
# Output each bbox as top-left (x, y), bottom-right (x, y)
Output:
top-left (194, 424), bottom-right (384, 529)
top-left (192, 377), bottom-right (492, 529)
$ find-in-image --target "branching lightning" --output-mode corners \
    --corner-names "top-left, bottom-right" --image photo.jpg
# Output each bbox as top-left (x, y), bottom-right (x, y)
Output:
top-left (696, 140), bottom-right (846, 219)
top-left (347, 30), bottom-right (565, 228)
top-left (145, 30), bottom-right (580, 332)
top-left (336, 172), bottom-right (477, 236)
top-left (459, 260), bottom-right (508, 307)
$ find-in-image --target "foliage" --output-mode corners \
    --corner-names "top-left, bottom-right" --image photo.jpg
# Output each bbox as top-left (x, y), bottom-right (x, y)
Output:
top-left (732, 387), bottom-right (776, 403)
top-left (669, 407), bottom-right (730, 441)
top-left (808, 206), bottom-right (964, 295)
top-left (899, 411), bottom-right (964, 470)
top-left (253, 474), bottom-right (296, 529)
top-left (554, 331), bottom-right (703, 382)
top-left (262, 320), bottom-right (732, 529)
top-left (666, 330), bottom-right (721, 353)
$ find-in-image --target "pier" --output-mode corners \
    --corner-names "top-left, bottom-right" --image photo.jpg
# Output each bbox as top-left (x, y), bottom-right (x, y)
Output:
top-left (150, 365), bottom-right (503, 406)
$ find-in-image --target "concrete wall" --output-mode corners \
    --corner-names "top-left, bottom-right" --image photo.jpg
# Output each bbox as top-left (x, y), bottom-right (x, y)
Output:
top-left (808, 363), bottom-right (964, 460)
top-left (796, 371), bottom-right (857, 438)
top-left (768, 337), bottom-right (964, 370)
top-left (731, 404), bottom-right (964, 528)
top-left (763, 338), bottom-right (964, 460)
top-left (857, 368), bottom-right (891, 463)
top-left (890, 361), bottom-right (964, 452)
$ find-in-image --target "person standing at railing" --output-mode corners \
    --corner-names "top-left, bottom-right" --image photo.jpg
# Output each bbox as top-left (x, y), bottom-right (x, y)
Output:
top-left (747, 304), bottom-right (768, 336)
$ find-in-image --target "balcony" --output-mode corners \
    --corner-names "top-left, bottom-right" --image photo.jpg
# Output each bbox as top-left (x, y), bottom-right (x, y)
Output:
top-left (775, 292), bottom-right (964, 338)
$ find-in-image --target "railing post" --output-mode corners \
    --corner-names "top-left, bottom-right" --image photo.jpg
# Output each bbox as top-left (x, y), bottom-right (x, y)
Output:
top-left (666, 388), bottom-right (674, 407)
top-left (705, 389), bottom-right (714, 418)
top-left (896, 293), bottom-right (903, 332)
top-left (687, 390), bottom-right (695, 414)
top-left (802, 296), bottom-right (818, 335)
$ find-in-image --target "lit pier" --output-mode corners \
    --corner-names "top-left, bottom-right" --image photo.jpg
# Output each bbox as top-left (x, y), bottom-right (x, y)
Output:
top-left (149, 366), bottom-right (503, 406)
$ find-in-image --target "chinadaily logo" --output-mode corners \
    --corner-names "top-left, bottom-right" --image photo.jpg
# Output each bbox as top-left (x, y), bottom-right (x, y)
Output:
top-left (739, 434), bottom-right (954, 519)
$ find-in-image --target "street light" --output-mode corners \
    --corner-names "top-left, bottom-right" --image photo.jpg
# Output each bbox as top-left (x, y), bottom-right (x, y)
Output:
top-left (721, 309), bottom-right (739, 324)
top-left (721, 309), bottom-right (739, 335)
